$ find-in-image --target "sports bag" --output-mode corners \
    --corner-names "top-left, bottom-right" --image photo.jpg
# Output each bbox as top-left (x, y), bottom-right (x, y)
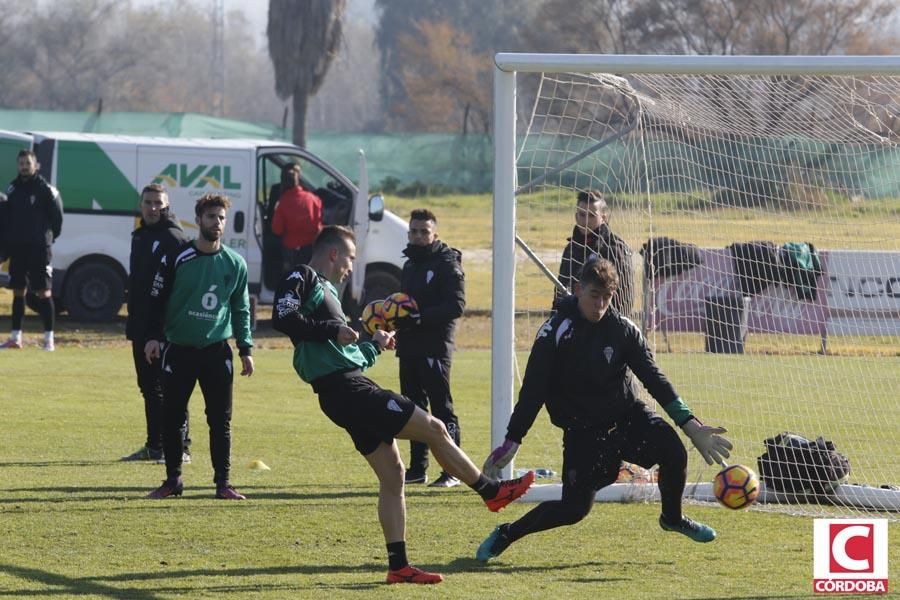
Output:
top-left (757, 432), bottom-right (850, 495)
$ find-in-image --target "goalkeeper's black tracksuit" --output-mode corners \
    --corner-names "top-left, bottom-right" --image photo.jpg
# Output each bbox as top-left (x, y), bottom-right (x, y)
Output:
top-left (501, 296), bottom-right (691, 544)
top-left (395, 241), bottom-right (465, 478)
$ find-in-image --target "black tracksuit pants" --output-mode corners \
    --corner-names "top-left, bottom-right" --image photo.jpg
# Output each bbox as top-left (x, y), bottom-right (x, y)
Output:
top-left (506, 403), bottom-right (688, 544)
top-left (399, 355), bottom-right (460, 474)
top-left (160, 341), bottom-right (234, 484)
top-left (131, 341), bottom-right (190, 453)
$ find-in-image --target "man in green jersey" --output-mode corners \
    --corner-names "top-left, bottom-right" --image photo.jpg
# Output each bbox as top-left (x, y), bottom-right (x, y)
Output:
top-left (144, 193), bottom-right (254, 500)
top-left (272, 225), bottom-right (535, 585)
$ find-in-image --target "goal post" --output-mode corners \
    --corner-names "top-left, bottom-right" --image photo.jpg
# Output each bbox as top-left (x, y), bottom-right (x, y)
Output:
top-left (491, 54), bottom-right (900, 517)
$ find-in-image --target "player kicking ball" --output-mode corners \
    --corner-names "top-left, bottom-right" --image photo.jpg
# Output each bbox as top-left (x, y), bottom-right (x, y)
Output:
top-left (271, 225), bottom-right (535, 584)
top-left (477, 258), bottom-right (732, 563)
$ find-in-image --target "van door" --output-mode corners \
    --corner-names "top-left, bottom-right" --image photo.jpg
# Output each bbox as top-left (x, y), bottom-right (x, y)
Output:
top-left (256, 150), bottom-right (356, 300)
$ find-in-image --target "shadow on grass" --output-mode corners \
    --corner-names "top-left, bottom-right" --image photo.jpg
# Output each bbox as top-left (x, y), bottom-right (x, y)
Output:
top-left (0, 563), bottom-right (160, 599)
top-left (0, 562), bottom-right (389, 597)
top-left (0, 460), bottom-right (117, 468)
top-left (0, 484), bottom-right (380, 506)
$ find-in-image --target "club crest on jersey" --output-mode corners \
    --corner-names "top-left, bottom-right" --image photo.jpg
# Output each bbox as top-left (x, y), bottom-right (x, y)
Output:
top-left (603, 346), bottom-right (614, 363)
top-left (426, 270), bottom-right (434, 284)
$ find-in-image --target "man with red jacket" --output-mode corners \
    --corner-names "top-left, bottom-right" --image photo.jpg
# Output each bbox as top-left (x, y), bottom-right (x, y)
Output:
top-left (272, 163), bottom-right (323, 269)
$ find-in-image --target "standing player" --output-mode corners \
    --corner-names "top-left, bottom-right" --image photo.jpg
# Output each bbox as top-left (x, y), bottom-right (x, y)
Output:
top-left (396, 209), bottom-right (465, 487)
top-left (122, 184), bottom-right (191, 463)
top-left (0, 150), bottom-right (63, 351)
top-left (555, 190), bottom-right (634, 317)
top-left (144, 193), bottom-right (254, 500)
top-left (271, 225), bottom-right (534, 585)
top-left (478, 258), bottom-right (731, 562)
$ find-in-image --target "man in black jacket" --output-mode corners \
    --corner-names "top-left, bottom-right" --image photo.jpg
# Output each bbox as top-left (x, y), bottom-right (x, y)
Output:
top-left (1, 150), bottom-right (63, 351)
top-left (478, 258), bottom-right (733, 563)
top-left (555, 191), bottom-right (634, 317)
top-left (121, 184), bottom-right (191, 462)
top-left (396, 209), bottom-right (466, 487)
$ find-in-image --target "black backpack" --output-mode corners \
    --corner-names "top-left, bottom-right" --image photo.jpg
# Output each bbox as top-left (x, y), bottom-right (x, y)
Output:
top-left (757, 432), bottom-right (850, 496)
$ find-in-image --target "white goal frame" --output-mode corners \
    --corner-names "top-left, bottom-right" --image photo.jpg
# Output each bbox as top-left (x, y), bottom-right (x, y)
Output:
top-left (491, 54), bottom-right (900, 507)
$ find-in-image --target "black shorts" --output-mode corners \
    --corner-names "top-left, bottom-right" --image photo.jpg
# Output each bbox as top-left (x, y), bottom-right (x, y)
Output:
top-left (313, 371), bottom-right (416, 456)
top-left (7, 243), bottom-right (52, 291)
top-left (560, 402), bottom-right (684, 498)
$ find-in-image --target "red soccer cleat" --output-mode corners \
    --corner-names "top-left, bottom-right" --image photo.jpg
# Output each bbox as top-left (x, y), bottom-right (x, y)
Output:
top-left (485, 470), bottom-right (535, 512)
top-left (386, 565), bottom-right (444, 584)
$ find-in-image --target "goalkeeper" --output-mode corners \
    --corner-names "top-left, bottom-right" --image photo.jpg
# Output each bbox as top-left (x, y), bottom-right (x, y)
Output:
top-left (271, 225), bottom-right (535, 585)
top-left (477, 258), bottom-right (732, 563)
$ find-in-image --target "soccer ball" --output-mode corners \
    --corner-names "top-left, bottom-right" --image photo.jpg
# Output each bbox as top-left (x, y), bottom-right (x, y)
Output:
top-left (360, 300), bottom-right (389, 335)
top-left (713, 464), bottom-right (760, 510)
top-left (381, 292), bottom-right (418, 325)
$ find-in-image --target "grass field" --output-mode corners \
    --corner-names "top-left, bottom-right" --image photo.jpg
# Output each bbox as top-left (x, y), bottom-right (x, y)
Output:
top-left (1, 336), bottom-right (898, 599)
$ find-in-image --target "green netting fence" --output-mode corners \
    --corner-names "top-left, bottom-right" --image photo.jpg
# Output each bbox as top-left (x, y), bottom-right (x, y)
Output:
top-left (2, 110), bottom-right (900, 199)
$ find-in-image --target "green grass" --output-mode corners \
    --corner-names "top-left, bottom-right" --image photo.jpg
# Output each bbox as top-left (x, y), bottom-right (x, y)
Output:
top-left (1, 344), bottom-right (898, 599)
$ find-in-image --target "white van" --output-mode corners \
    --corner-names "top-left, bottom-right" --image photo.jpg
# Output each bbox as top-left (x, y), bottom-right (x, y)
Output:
top-left (0, 131), bottom-right (408, 321)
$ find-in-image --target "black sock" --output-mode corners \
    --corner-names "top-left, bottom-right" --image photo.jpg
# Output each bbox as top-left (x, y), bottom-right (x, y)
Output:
top-left (37, 296), bottom-right (54, 332)
top-left (493, 523), bottom-right (514, 552)
top-left (470, 474), bottom-right (500, 500)
top-left (11, 296), bottom-right (24, 330)
top-left (387, 541), bottom-right (408, 571)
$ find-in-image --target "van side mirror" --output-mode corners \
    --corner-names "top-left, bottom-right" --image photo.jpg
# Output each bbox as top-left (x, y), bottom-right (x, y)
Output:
top-left (233, 211), bottom-right (245, 233)
top-left (368, 194), bottom-right (384, 222)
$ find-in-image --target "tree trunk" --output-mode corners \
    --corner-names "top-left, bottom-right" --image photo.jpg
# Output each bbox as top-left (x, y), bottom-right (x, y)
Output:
top-left (292, 91), bottom-right (308, 148)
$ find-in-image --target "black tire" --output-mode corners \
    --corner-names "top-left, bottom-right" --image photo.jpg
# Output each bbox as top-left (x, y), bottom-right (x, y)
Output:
top-left (342, 267), bottom-right (401, 325)
top-left (362, 269), bottom-right (401, 306)
top-left (63, 262), bottom-right (125, 322)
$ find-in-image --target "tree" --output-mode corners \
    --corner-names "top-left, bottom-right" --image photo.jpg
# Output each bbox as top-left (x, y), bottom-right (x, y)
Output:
top-left (392, 20), bottom-right (491, 133)
top-left (374, 0), bottom-right (536, 130)
top-left (526, 0), bottom-right (899, 56)
top-left (267, 0), bottom-right (346, 147)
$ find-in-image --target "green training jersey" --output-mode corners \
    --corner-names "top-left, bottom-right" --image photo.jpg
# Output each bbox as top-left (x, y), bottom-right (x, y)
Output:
top-left (271, 264), bottom-right (380, 383)
top-left (148, 241), bottom-right (253, 352)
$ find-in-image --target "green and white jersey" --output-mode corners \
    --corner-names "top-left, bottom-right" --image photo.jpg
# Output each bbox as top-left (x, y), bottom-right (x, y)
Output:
top-left (148, 241), bottom-right (253, 352)
top-left (271, 264), bottom-right (380, 383)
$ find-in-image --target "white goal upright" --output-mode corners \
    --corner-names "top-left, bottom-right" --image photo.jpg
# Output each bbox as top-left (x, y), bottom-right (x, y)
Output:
top-left (492, 54), bottom-right (900, 518)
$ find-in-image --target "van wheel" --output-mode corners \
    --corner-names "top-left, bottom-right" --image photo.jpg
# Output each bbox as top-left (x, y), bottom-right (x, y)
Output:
top-left (342, 268), bottom-right (401, 322)
top-left (362, 269), bottom-right (401, 307)
top-left (64, 262), bottom-right (125, 322)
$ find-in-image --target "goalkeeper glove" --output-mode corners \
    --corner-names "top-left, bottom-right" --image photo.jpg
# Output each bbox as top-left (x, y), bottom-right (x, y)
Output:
top-left (482, 438), bottom-right (520, 479)
top-left (681, 418), bottom-right (733, 466)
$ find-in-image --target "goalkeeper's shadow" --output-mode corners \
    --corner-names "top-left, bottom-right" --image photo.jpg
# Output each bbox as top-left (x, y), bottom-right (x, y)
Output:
top-left (446, 557), bottom-right (615, 576)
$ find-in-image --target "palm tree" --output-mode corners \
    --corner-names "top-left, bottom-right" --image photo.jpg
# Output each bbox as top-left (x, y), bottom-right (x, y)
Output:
top-left (267, 0), bottom-right (346, 147)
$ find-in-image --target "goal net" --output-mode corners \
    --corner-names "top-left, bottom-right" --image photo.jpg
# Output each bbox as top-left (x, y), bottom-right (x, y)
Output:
top-left (492, 55), bottom-right (900, 518)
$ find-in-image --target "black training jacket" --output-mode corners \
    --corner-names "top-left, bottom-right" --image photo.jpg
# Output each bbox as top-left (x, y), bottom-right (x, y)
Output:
top-left (395, 241), bottom-right (465, 359)
top-left (506, 296), bottom-right (678, 443)
top-left (555, 222), bottom-right (634, 316)
top-left (126, 213), bottom-right (188, 341)
top-left (3, 174), bottom-right (63, 246)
